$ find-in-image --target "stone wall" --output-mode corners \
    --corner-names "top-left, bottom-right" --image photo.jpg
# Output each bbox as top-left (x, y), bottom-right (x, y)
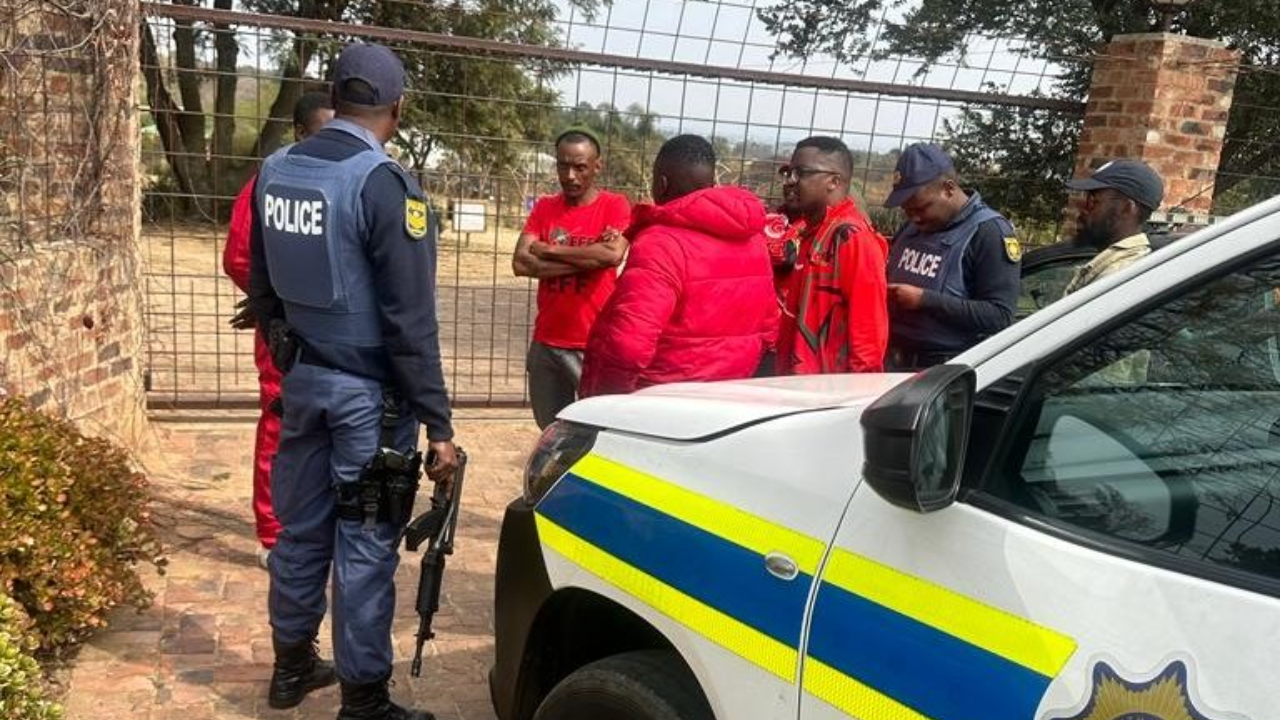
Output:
top-left (0, 0), bottom-right (146, 448)
top-left (1072, 33), bottom-right (1240, 215)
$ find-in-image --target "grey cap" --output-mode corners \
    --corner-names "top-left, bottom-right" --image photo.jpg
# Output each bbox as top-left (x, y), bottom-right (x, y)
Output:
top-left (332, 43), bottom-right (406, 107)
top-left (1066, 159), bottom-right (1164, 210)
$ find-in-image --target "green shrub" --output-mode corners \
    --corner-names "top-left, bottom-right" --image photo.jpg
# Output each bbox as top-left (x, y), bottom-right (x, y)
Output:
top-left (0, 397), bottom-right (164, 650)
top-left (0, 591), bottom-right (61, 720)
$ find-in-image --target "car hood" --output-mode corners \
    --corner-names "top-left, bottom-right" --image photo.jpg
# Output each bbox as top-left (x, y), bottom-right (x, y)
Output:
top-left (560, 373), bottom-right (912, 440)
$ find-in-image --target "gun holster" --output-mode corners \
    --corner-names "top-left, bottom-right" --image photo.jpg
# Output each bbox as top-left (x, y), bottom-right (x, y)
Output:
top-left (266, 319), bottom-right (300, 374)
top-left (336, 389), bottom-right (423, 529)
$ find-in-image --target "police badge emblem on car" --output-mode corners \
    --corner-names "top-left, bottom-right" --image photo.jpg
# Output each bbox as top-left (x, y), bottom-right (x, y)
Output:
top-left (1049, 660), bottom-right (1229, 720)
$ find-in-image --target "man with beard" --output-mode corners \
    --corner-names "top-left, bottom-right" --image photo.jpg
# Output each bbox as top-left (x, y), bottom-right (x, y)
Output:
top-left (772, 136), bottom-right (889, 375)
top-left (884, 143), bottom-right (1021, 371)
top-left (512, 127), bottom-right (631, 427)
top-left (1062, 160), bottom-right (1165, 295)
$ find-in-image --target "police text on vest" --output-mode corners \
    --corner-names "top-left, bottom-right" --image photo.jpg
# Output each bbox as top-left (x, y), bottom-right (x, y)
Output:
top-left (264, 193), bottom-right (325, 236)
top-left (897, 247), bottom-right (942, 279)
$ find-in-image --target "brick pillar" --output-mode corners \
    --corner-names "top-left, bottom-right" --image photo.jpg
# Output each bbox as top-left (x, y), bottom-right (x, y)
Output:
top-left (0, 0), bottom-right (148, 450)
top-left (1070, 33), bottom-right (1240, 219)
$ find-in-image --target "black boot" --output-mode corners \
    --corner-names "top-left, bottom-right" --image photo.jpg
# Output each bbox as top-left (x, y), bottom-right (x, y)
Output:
top-left (336, 676), bottom-right (435, 720)
top-left (268, 638), bottom-right (338, 709)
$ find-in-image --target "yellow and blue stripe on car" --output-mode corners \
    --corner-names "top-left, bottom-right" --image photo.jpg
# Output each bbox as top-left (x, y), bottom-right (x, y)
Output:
top-left (803, 549), bottom-right (1077, 719)
top-left (534, 453), bottom-right (1077, 719)
top-left (535, 453), bottom-right (824, 680)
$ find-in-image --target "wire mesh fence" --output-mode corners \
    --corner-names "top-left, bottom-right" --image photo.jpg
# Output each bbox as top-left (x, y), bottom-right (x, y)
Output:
top-left (1215, 82), bottom-right (1280, 215)
top-left (138, 0), bottom-right (1081, 409)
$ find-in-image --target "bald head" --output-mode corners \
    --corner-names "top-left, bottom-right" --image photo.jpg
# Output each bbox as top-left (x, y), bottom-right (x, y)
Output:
top-left (651, 134), bottom-right (716, 205)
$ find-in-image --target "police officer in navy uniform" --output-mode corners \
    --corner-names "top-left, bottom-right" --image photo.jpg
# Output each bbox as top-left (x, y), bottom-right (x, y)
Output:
top-left (883, 143), bottom-right (1021, 370)
top-left (248, 43), bottom-right (457, 720)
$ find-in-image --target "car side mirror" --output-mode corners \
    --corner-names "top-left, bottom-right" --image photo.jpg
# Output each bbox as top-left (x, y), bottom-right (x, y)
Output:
top-left (860, 364), bottom-right (976, 513)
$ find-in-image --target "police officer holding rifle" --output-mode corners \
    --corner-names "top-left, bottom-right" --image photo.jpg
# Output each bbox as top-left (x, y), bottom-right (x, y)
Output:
top-left (249, 42), bottom-right (457, 720)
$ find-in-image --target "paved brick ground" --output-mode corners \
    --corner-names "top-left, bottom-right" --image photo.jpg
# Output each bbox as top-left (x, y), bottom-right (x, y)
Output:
top-left (62, 412), bottom-right (540, 720)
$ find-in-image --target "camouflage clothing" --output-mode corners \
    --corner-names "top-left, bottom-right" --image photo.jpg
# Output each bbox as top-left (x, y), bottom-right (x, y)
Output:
top-left (1063, 234), bottom-right (1151, 296)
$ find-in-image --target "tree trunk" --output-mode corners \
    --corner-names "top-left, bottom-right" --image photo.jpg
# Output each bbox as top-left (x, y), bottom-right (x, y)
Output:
top-left (211, 0), bottom-right (240, 203)
top-left (171, 2), bottom-right (207, 179)
top-left (250, 0), bottom-right (351, 159)
top-left (140, 21), bottom-right (203, 214)
top-left (251, 35), bottom-right (313, 159)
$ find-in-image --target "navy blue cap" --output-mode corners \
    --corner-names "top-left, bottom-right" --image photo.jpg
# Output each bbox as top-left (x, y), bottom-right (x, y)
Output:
top-left (885, 143), bottom-right (956, 207)
top-left (332, 43), bottom-right (406, 107)
top-left (1066, 159), bottom-right (1164, 210)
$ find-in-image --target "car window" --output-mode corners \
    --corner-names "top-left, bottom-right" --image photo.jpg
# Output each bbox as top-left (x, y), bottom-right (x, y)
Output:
top-left (984, 246), bottom-right (1280, 584)
top-left (1017, 256), bottom-right (1091, 320)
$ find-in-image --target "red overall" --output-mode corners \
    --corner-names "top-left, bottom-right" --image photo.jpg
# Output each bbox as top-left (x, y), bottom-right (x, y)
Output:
top-left (223, 177), bottom-right (282, 548)
top-left (775, 198), bottom-right (890, 374)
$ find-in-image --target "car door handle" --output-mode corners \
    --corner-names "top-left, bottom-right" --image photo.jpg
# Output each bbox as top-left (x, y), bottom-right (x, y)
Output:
top-left (764, 553), bottom-right (799, 581)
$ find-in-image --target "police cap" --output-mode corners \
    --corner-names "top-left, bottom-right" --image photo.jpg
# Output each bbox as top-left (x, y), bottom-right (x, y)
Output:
top-left (332, 43), bottom-right (406, 107)
top-left (886, 143), bottom-right (955, 208)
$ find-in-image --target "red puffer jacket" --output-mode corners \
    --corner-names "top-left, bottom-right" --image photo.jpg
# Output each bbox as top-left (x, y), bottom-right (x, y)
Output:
top-left (579, 186), bottom-right (779, 396)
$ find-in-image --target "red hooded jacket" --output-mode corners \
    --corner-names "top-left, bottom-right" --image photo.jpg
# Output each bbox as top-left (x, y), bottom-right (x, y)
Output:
top-left (579, 186), bottom-right (779, 396)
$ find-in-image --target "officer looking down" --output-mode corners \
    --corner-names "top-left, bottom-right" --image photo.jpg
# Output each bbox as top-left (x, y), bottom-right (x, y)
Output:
top-left (884, 143), bottom-right (1021, 371)
top-left (248, 43), bottom-right (457, 720)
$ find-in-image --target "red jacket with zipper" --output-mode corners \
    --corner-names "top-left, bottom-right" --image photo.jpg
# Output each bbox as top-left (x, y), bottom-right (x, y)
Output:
top-left (580, 186), bottom-right (778, 396)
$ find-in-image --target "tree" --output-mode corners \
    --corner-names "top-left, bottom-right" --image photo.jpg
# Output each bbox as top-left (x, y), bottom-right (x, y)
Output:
top-left (141, 0), bottom-right (595, 216)
top-left (141, 0), bottom-right (243, 216)
top-left (757, 0), bottom-right (1280, 222)
top-left (943, 104), bottom-right (1081, 236)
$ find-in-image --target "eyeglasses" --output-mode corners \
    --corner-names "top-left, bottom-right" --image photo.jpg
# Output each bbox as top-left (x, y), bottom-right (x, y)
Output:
top-left (777, 165), bottom-right (842, 182)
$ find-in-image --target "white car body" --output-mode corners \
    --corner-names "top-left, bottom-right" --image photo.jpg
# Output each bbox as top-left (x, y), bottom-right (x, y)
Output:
top-left (498, 196), bottom-right (1280, 720)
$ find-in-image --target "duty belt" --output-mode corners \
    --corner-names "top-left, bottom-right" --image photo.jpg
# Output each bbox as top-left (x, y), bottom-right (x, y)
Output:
top-left (298, 346), bottom-right (338, 371)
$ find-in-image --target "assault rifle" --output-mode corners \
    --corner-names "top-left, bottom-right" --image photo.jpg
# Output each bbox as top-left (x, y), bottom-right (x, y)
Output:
top-left (402, 448), bottom-right (467, 677)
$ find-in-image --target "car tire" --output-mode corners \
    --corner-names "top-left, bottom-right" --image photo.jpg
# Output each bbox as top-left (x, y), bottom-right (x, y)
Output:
top-left (532, 650), bottom-right (713, 720)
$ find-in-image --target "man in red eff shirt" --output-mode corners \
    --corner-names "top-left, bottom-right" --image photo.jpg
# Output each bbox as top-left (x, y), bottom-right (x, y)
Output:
top-left (223, 91), bottom-right (333, 567)
top-left (579, 135), bottom-right (777, 396)
top-left (513, 128), bottom-right (631, 427)
top-left (773, 136), bottom-right (889, 374)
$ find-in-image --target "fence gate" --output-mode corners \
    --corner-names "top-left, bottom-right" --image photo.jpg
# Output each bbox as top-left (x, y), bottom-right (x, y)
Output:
top-left (139, 0), bottom-right (1079, 410)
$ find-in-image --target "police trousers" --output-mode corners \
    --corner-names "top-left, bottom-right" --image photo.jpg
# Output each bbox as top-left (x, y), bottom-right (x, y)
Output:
top-left (267, 361), bottom-right (418, 684)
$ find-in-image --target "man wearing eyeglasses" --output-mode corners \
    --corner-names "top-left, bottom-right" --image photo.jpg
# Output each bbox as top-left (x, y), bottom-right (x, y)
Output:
top-left (772, 136), bottom-right (890, 375)
top-left (884, 143), bottom-right (1021, 371)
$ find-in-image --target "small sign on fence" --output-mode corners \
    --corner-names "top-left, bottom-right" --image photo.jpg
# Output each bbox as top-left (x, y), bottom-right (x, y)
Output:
top-left (451, 200), bottom-right (487, 233)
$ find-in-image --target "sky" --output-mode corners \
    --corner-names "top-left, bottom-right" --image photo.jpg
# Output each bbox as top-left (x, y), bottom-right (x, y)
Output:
top-left (157, 0), bottom-right (1063, 156)
top-left (543, 0), bottom-right (1061, 151)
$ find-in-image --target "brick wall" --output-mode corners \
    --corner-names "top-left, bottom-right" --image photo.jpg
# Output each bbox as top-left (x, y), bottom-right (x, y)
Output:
top-left (1072, 33), bottom-right (1240, 217)
top-left (0, 1), bottom-right (146, 448)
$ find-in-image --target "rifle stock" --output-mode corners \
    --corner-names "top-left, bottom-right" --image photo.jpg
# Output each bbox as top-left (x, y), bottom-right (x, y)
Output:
top-left (405, 448), bottom-right (466, 678)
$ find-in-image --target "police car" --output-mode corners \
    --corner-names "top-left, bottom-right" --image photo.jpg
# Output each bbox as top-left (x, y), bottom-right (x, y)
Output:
top-left (490, 197), bottom-right (1280, 720)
